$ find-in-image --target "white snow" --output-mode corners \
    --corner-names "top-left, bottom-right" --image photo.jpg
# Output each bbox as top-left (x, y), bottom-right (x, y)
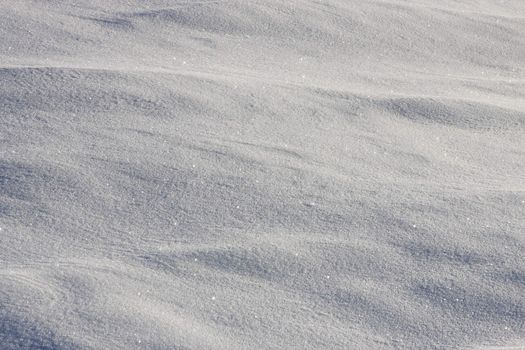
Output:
top-left (1, 0), bottom-right (524, 349)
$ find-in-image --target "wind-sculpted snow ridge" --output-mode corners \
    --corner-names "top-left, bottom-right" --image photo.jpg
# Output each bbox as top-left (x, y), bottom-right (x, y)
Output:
top-left (1, 1), bottom-right (524, 349)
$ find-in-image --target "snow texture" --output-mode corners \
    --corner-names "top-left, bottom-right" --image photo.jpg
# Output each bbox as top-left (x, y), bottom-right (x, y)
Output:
top-left (1, 0), bottom-right (524, 349)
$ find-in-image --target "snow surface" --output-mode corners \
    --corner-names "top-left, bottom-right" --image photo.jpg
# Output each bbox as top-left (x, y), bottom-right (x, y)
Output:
top-left (1, 1), bottom-right (524, 349)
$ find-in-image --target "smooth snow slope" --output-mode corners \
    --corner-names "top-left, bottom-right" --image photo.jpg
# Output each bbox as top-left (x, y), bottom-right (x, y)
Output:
top-left (1, 1), bottom-right (524, 349)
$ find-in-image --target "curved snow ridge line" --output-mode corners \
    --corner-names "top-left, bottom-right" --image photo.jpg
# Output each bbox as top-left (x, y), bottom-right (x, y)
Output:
top-left (131, 244), bottom-right (394, 347)
top-left (117, 1), bottom-right (341, 40)
top-left (0, 257), bottom-right (143, 281)
top-left (0, 66), bottom-right (177, 117)
top-left (305, 84), bottom-right (525, 113)
top-left (0, 262), bottom-right (248, 349)
top-left (0, 270), bottom-right (63, 312)
top-left (369, 96), bottom-right (525, 130)
top-left (0, 63), bottom-right (276, 98)
top-left (0, 63), bottom-right (202, 75)
top-left (188, 136), bottom-right (321, 173)
top-left (373, 0), bottom-right (525, 20)
top-left (302, 89), bottom-right (525, 132)
top-left (175, 136), bottom-right (307, 163)
top-left (5, 67), bottom-right (525, 130)
top-left (304, 86), bottom-right (525, 131)
top-left (102, 0), bottom-right (525, 42)
top-left (109, 293), bottom-right (263, 350)
top-left (215, 138), bottom-right (306, 160)
top-left (2, 63), bottom-right (525, 113)
top-left (0, 64), bottom-right (231, 88)
top-left (3, 0), bottom-right (524, 81)
top-left (465, 345), bottom-right (525, 350)
top-left (401, 67), bottom-right (525, 84)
